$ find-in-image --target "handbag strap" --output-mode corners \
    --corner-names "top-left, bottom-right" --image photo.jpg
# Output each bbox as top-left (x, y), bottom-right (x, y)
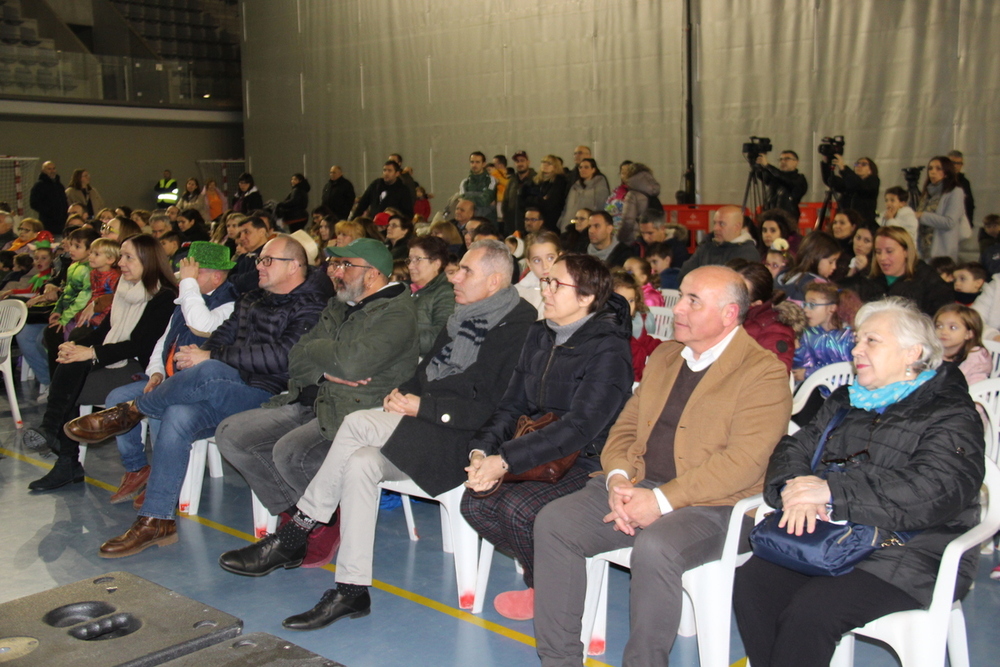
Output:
top-left (809, 407), bottom-right (850, 472)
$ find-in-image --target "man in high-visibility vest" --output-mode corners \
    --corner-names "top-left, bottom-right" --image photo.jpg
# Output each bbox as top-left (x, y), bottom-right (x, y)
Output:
top-left (154, 169), bottom-right (179, 207)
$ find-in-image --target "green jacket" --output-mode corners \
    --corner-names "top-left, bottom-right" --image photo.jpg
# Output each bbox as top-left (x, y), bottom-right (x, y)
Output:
top-left (412, 271), bottom-right (455, 356)
top-left (266, 285), bottom-right (420, 438)
top-left (55, 260), bottom-right (92, 325)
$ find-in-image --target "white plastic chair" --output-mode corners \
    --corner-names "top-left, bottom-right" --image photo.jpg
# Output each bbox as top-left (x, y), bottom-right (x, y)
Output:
top-left (177, 437), bottom-right (225, 515)
top-left (648, 306), bottom-right (674, 341)
top-left (982, 339), bottom-right (1000, 378)
top-left (0, 299), bottom-right (28, 428)
top-left (660, 289), bottom-right (681, 310)
top-left (251, 490), bottom-right (278, 538)
top-left (580, 494), bottom-right (764, 663)
top-left (828, 458), bottom-right (1000, 667)
top-left (791, 362), bottom-right (855, 415)
top-left (969, 378), bottom-right (1000, 463)
top-left (379, 479), bottom-right (481, 610)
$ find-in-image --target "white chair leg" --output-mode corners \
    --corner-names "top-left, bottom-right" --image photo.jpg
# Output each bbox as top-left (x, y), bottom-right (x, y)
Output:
top-left (830, 635), bottom-right (855, 667)
top-left (947, 603), bottom-right (970, 667)
top-left (3, 361), bottom-right (22, 428)
top-left (20, 359), bottom-right (33, 382)
top-left (77, 405), bottom-right (93, 465)
top-left (442, 490), bottom-right (479, 610)
top-left (581, 557), bottom-right (610, 656)
top-left (473, 539), bottom-right (494, 614)
top-left (439, 501), bottom-right (454, 553)
top-left (251, 490), bottom-right (277, 538)
top-left (178, 438), bottom-right (208, 515)
top-left (400, 493), bottom-right (418, 541)
top-left (683, 566), bottom-right (730, 667)
top-left (206, 438), bottom-right (224, 478)
top-left (677, 593), bottom-right (697, 637)
top-left (515, 559), bottom-right (524, 575)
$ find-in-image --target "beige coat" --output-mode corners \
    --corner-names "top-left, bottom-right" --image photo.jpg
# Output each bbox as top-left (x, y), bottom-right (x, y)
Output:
top-left (601, 327), bottom-right (791, 508)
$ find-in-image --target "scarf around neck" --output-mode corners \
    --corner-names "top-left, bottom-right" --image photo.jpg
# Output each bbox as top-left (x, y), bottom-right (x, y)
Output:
top-left (102, 279), bottom-right (155, 369)
top-left (425, 286), bottom-right (521, 382)
top-left (848, 369), bottom-right (935, 411)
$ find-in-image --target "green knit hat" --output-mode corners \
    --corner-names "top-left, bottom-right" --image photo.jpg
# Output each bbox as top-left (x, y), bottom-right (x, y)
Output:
top-left (187, 241), bottom-right (236, 270)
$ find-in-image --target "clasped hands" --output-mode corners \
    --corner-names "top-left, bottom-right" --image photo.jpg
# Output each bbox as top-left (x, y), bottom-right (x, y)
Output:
top-left (778, 475), bottom-right (832, 536)
top-left (464, 451), bottom-right (506, 492)
top-left (603, 476), bottom-right (661, 536)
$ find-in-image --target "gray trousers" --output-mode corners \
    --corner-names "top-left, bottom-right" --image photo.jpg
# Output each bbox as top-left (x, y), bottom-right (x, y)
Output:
top-left (215, 403), bottom-right (332, 514)
top-left (297, 408), bottom-right (408, 586)
top-left (533, 476), bottom-right (732, 667)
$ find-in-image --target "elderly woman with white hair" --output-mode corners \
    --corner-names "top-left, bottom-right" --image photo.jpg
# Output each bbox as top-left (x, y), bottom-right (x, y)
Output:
top-left (733, 296), bottom-right (985, 667)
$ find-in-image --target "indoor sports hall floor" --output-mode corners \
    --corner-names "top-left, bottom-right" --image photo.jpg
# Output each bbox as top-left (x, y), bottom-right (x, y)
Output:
top-left (2, 378), bottom-right (998, 667)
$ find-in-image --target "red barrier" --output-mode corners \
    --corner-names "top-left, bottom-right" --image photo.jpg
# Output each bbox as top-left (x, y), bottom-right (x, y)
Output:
top-left (661, 203), bottom-right (835, 253)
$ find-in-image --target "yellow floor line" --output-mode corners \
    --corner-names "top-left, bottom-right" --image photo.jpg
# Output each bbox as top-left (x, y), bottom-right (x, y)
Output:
top-left (2, 445), bottom-right (744, 667)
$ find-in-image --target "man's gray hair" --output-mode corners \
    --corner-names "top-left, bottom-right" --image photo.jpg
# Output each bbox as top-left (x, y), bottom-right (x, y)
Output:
top-left (469, 238), bottom-right (513, 287)
top-left (149, 211), bottom-right (170, 225)
top-left (722, 273), bottom-right (751, 323)
top-left (640, 207), bottom-right (666, 228)
top-left (855, 296), bottom-right (943, 371)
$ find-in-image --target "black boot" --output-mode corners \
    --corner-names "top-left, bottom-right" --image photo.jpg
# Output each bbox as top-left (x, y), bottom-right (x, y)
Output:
top-left (22, 427), bottom-right (57, 455)
top-left (28, 452), bottom-right (85, 492)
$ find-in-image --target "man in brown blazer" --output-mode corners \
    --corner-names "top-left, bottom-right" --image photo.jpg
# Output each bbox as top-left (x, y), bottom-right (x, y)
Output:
top-left (533, 265), bottom-right (792, 667)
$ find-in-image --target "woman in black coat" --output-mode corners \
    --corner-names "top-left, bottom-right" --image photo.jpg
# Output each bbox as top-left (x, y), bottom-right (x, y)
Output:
top-left (24, 234), bottom-right (178, 491)
top-left (842, 225), bottom-right (952, 317)
top-left (231, 172), bottom-right (264, 214)
top-left (733, 297), bottom-right (984, 667)
top-left (461, 254), bottom-right (634, 621)
top-left (274, 173), bottom-right (311, 232)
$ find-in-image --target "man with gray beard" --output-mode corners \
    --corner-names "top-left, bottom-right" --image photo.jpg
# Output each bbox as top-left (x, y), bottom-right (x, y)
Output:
top-left (216, 237), bottom-right (419, 566)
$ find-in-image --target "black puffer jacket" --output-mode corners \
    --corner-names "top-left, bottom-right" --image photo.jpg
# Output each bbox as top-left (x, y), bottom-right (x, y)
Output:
top-left (467, 293), bottom-right (634, 473)
top-left (203, 266), bottom-right (331, 394)
top-left (844, 261), bottom-right (953, 318)
top-left (275, 178), bottom-right (311, 226)
top-left (381, 297), bottom-right (537, 496)
top-left (764, 365), bottom-right (984, 607)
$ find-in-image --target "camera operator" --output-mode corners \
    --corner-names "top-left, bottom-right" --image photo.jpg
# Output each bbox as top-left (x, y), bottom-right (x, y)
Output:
top-left (756, 149), bottom-right (808, 219)
top-left (821, 154), bottom-right (880, 224)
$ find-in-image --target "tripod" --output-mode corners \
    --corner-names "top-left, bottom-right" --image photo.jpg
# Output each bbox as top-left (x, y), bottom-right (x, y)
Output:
top-left (741, 158), bottom-right (767, 219)
top-left (816, 186), bottom-right (837, 232)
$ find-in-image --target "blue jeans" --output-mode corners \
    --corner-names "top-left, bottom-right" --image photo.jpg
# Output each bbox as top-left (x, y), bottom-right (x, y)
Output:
top-left (104, 379), bottom-right (162, 473)
top-left (133, 360), bottom-right (272, 520)
top-left (16, 323), bottom-right (50, 385)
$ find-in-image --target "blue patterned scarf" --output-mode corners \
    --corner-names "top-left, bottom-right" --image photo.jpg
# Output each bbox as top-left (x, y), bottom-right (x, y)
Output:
top-left (848, 369), bottom-right (936, 411)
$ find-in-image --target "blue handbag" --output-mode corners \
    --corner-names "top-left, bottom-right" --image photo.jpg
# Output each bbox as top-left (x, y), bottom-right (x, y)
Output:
top-left (749, 408), bottom-right (917, 577)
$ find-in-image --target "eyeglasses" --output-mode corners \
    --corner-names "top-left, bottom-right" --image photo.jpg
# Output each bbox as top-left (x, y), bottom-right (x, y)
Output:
top-left (822, 417), bottom-right (878, 467)
top-left (326, 259), bottom-right (373, 271)
top-left (406, 256), bottom-right (430, 265)
top-left (854, 161), bottom-right (869, 167)
top-left (539, 277), bottom-right (577, 293)
top-left (254, 255), bottom-right (296, 267)
top-left (803, 301), bottom-right (836, 309)
top-left (101, 223), bottom-right (118, 233)
top-left (524, 216), bottom-right (542, 223)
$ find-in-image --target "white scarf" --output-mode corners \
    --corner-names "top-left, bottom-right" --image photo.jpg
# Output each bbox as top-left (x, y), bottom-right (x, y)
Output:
top-left (102, 279), bottom-right (154, 369)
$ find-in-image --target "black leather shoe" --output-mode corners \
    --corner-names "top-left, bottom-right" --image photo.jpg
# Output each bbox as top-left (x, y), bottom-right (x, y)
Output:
top-left (28, 458), bottom-right (85, 492)
top-left (218, 532), bottom-right (306, 577)
top-left (282, 588), bottom-right (371, 631)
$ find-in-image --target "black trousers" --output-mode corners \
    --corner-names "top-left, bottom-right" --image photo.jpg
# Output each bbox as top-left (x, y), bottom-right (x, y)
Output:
top-left (733, 555), bottom-right (921, 667)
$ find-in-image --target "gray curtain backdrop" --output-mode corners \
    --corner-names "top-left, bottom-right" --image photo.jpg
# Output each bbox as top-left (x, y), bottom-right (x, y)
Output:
top-left (242, 0), bottom-right (998, 225)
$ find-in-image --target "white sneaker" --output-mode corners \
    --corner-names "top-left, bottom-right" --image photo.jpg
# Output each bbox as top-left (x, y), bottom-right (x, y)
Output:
top-left (37, 384), bottom-right (49, 404)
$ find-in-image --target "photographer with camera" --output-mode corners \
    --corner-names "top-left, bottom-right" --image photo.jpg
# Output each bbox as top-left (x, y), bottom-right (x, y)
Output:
top-left (819, 137), bottom-right (880, 224)
top-left (756, 149), bottom-right (808, 219)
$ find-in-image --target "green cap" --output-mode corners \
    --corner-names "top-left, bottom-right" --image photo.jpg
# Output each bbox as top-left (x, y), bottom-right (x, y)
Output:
top-left (326, 237), bottom-right (393, 278)
top-left (186, 241), bottom-right (236, 270)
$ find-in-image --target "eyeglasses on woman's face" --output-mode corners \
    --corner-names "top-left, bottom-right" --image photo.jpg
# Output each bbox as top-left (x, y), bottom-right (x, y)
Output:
top-left (539, 277), bottom-right (577, 293)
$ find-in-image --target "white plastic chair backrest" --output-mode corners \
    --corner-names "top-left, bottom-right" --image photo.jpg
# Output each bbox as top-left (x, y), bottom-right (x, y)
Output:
top-left (969, 378), bottom-right (1000, 462)
top-left (791, 362), bottom-right (855, 414)
top-left (982, 339), bottom-right (1000, 378)
top-left (0, 299), bottom-right (28, 364)
top-left (648, 306), bottom-right (674, 341)
top-left (660, 289), bottom-right (680, 310)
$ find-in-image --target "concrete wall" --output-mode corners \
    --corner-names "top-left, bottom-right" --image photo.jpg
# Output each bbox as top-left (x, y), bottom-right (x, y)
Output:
top-left (0, 114), bottom-right (242, 215)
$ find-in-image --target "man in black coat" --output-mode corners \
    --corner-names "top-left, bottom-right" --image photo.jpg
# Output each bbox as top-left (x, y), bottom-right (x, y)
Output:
top-left (29, 161), bottom-right (69, 235)
top-left (214, 239), bottom-right (536, 629)
top-left (321, 165), bottom-right (355, 221)
top-left (350, 160), bottom-right (413, 221)
top-left (757, 150), bottom-right (808, 219)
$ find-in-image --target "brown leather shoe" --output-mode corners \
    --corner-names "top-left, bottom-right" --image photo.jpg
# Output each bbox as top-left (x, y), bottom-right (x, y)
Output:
top-left (110, 466), bottom-right (151, 504)
top-left (64, 401), bottom-right (145, 444)
top-left (132, 489), bottom-right (146, 511)
top-left (99, 516), bottom-right (177, 559)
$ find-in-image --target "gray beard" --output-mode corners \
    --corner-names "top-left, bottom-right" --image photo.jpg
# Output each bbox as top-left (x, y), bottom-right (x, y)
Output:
top-left (335, 280), bottom-right (365, 303)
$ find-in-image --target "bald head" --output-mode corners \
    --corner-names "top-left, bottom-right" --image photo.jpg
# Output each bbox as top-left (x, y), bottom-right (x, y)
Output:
top-left (41, 161), bottom-right (57, 178)
top-left (329, 165), bottom-right (343, 180)
top-left (712, 205), bottom-right (745, 243)
top-left (672, 265), bottom-right (749, 355)
top-left (455, 199), bottom-right (475, 225)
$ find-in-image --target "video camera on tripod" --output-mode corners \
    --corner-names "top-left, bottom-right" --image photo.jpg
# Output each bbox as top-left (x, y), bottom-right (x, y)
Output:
top-left (742, 136), bottom-right (772, 164)
top-left (902, 166), bottom-right (924, 208)
top-left (818, 136), bottom-right (845, 159)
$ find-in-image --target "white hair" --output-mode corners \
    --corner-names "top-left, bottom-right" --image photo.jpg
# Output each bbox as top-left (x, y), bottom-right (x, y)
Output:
top-left (854, 297), bottom-right (943, 371)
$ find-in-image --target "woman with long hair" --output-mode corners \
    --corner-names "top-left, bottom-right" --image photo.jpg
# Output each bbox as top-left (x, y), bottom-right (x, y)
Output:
top-left (916, 155), bottom-right (966, 261)
top-left (231, 173), bottom-right (264, 214)
top-left (65, 169), bottom-right (106, 220)
top-left (619, 162), bottom-right (662, 245)
top-left (558, 158), bottom-right (610, 231)
top-left (177, 177), bottom-right (210, 221)
top-left (23, 234), bottom-right (178, 490)
top-left (177, 208), bottom-right (211, 243)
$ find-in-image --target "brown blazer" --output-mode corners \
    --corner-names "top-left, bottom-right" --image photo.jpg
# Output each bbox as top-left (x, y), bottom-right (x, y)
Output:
top-left (601, 327), bottom-right (792, 508)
